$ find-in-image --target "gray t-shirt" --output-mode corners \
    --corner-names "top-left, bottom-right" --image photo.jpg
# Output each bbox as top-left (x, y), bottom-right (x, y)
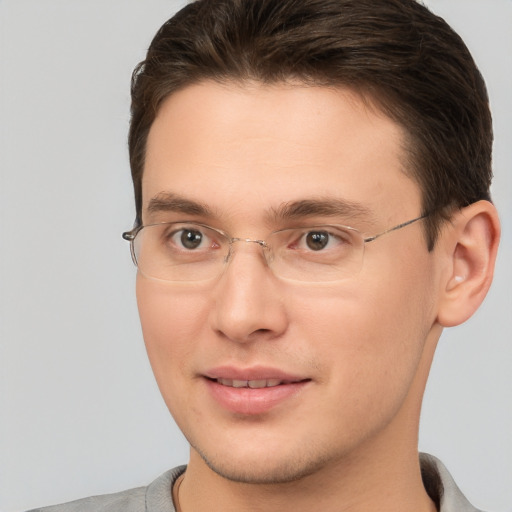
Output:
top-left (27, 454), bottom-right (484, 512)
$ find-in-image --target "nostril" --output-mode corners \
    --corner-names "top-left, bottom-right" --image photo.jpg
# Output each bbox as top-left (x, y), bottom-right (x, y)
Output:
top-left (254, 328), bottom-right (271, 335)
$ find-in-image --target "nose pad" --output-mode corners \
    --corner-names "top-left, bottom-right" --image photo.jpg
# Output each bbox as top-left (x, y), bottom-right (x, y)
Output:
top-left (225, 238), bottom-right (271, 267)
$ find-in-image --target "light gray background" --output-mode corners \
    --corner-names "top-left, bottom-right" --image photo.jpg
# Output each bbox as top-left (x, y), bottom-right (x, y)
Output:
top-left (0, 1), bottom-right (511, 511)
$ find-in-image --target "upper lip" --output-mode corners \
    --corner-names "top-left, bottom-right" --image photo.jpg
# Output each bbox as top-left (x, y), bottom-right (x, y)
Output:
top-left (203, 365), bottom-right (309, 383)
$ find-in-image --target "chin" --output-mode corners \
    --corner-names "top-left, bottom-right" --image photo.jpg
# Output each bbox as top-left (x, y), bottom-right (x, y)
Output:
top-left (192, 439), bottom-right (335, 484)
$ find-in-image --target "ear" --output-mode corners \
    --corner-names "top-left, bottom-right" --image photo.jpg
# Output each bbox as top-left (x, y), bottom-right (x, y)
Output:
top-left (437, 200), bottom-right (500, 327)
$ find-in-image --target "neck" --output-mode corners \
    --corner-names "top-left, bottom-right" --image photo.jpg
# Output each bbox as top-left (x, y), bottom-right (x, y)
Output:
top-left (179, 431), bottom-right (436, 512)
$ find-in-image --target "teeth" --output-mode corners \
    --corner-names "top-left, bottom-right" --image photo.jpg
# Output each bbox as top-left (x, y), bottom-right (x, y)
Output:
top-left (248, 379), bottom-right (267, 389)
top-left (216, 378), bottom-right (284, 388)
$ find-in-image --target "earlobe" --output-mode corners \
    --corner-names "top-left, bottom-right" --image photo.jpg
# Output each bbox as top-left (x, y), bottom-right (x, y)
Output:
top-left (437, 200), bottom-right (500, 327)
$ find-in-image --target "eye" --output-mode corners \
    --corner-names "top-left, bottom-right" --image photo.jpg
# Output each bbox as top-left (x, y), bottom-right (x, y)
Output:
top-left (304, 231), bottom-right (330, 251)
top-left (178, 228), bottom-right (204, 250)
top-left (160, 224), bottom-right (219, 252)
top-left (295, 228), bottom-right (350, 252)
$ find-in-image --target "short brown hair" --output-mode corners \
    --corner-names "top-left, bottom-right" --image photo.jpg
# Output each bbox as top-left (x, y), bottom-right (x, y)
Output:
top-left (129, 0), bottom-right (493, 249)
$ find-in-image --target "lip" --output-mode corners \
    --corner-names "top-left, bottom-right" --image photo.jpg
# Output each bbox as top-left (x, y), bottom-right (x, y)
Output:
top-left (203, 366), bottom-right (311, 415)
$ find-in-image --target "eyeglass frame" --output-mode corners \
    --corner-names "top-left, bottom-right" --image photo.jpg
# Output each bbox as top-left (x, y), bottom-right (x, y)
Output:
top-left (122, 213), bottom-right (429, 282)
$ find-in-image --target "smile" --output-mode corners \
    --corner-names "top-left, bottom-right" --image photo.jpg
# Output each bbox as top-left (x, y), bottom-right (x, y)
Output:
top-left (204, 370), bottom-right (311, 415)
top-left (216, 378), bottom-right (285, 388)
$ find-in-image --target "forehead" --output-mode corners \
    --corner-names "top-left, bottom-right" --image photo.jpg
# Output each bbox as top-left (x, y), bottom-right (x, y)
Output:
top-left (143, 81), bottom-right (421, 225)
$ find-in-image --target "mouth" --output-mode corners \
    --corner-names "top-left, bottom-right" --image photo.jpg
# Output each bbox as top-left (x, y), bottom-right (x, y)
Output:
top-left (203, 368), bottom-right (311, 415)
top-left (213, 378), bottom-right (295, 389)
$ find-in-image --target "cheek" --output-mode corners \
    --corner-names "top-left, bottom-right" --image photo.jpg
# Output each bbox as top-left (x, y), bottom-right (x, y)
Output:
top-left (136, 276), bottom-right (209, 388)
top-left (288, 257), bottom-right (436, 411)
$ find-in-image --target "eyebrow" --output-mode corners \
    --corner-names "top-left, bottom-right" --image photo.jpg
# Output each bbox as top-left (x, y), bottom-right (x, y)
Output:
top-left (146, 192), bottom-right (375, 225)
top-left (146, 192), bottom-right (214, 218)
top-left (268, 198), bottom-right (375, 224)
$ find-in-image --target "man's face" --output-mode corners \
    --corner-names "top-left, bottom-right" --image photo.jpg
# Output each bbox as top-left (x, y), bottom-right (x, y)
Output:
top-left (137, 82), bottom-right (442, 483)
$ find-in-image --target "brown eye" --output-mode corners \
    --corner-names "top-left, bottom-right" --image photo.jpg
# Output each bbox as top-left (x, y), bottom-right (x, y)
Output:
top-left (305, 231), bottom-right (330, 251)
top-left (180, 229), bottom-right (203, 249)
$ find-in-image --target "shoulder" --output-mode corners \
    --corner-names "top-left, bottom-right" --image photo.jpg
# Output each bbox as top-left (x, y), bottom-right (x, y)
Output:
top-left (26, 487), bottom-right (146, 512)
top-left (26, 466), bottom-right (186, 512)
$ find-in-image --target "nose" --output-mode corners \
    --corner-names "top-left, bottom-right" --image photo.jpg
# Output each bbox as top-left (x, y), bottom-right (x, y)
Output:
top-left (209, 242), bottom-right (289, 344)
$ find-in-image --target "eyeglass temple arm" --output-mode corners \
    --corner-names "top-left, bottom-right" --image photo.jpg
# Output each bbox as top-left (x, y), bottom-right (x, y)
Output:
top-left (122, 231), bottom-right (136, 241)
top-left (363, 213), bottom-right (429, 243)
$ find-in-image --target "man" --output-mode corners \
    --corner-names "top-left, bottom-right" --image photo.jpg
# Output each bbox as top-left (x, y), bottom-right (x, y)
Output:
top-left (31, 0), bottom-right (501, 510)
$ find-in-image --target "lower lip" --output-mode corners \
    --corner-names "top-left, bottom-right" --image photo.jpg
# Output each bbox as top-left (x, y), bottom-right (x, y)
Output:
top-left (205, 379), bottom-right (309, 415)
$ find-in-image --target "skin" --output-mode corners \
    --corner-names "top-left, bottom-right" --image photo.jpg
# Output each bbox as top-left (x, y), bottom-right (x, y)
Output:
top-left (136, 81), bottom-right (499, 512)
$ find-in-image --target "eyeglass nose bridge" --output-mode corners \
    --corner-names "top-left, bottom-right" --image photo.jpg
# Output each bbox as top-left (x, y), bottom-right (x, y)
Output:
top-left (225, 237), bottom-right (271, 264)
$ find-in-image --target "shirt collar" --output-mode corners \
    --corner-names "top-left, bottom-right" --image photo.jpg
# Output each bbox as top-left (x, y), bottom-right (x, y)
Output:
top-left (145, 456), bottom-right (482, 512)
top-left (420, 453), bottom-right (483, 512)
